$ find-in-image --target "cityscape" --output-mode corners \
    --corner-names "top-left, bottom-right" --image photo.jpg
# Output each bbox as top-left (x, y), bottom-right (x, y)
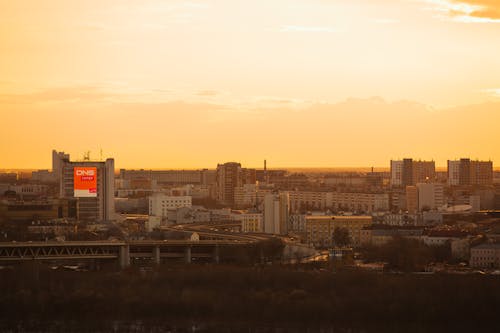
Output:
top-left (2, 0), bottom-right (500, 332)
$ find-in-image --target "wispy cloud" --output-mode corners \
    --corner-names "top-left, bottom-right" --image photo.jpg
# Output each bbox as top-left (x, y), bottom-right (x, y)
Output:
top-left (483, 88), bottom-right (500, 97)
top-left (280, 25), bottom-right (337, 33)
top-left (422, 0), bottom-right (500, 22)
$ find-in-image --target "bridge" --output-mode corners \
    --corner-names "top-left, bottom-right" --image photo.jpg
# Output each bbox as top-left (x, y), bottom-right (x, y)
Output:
top-left (0, 239), bottom-right (257, 268)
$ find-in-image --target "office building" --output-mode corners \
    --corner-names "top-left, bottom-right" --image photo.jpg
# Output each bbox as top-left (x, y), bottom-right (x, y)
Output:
top-left (59, 157), bottom-right (115, 221)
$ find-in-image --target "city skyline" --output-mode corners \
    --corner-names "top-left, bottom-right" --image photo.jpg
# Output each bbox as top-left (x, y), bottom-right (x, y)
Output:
top-left (2, 0), bottom-right (500, 168)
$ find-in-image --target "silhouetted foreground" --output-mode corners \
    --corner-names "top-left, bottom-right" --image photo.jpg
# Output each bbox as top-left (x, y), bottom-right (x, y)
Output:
top-left (1, 264), bottom-right (499, 332)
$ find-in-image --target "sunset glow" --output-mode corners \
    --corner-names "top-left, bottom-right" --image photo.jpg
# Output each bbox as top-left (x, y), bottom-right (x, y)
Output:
top-left (1, 0), bottom-right (500, 169)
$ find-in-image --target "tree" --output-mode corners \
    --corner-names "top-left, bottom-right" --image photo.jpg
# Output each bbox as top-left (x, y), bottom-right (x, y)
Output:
top-left (332, 227), bottom-right (351, 247)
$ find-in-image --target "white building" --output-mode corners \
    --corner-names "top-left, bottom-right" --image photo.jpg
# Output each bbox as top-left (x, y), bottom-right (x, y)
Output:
top-left (263, 192), bottom-right (289, 235)
top-left (148, 193), bottom-right (192, 218)
top-left (417, 183), bottom-right (444, 211)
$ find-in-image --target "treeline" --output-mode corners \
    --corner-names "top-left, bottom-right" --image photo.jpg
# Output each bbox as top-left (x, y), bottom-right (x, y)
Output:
top-left (361, 237), bottom-right (452, 271)
top-left (0, 264), bottom-right (499, 331)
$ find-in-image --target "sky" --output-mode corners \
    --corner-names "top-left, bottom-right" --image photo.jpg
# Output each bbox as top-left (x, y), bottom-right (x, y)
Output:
top-left (1, 0), bottom-right (499, 169)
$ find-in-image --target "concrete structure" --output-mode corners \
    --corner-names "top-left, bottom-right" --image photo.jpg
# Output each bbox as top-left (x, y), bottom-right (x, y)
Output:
top-left (0, 198), bottom-right (77, 223)
top-left (288, 191), bottom-right (389, 213)
top-left (417, 183), bottom-right (444, 211)
top-left (148, 193), bottom-right (192, 218)
top-left (406, 186), bottom-right (418, 213)
top-left (119, 169), bottom-right (216, 186)
top-left (470, 243), bottom-right (500, 268)
top-left (305, 215), bottom-right (372, 248)
top-left (59, 157), bottom-right (115, 222)
top-left (216, 162), bottom-right (242, 206)
top-left (391, 159), bottom-right (435, 187)
top-left (447, 159), bottom-right (493, 186)
top-left (236, 212), bottom-right (263, 233)
top-left (263, 192), bottom-right (290, 235)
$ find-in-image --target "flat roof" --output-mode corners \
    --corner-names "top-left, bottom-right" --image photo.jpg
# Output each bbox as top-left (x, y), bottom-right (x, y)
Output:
top-left (305, 215), bottom-right (372, 220)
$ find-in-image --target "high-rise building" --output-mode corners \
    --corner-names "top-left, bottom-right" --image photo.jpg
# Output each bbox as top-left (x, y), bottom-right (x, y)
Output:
top-left (52, 150), bottom-right (70, 175)
top-left (263, 192), bottom-right (289, 235)
top-left (405, 186), bottom-right (418, 214)
top-left (59, 157), bottom-right (115, 221)
top-left (216, 162), bottom-right (242, 206)
top-left (391, 159), bottom-right (435, 187)
top-left (447, 159), bottom-right (493, 186)
top-left (215, 162), bottom-right (256, 206)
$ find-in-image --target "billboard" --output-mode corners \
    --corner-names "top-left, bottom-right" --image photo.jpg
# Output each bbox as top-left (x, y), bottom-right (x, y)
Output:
top-left (74, 167), bottom-right (97, 197)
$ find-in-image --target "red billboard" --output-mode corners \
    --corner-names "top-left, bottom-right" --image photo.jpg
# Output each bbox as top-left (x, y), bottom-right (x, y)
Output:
top-left (74, 167), bottom-right (97, 197)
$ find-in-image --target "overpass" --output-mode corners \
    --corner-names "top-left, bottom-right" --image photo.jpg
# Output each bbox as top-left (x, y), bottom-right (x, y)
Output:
top-left (0, 239), bottom-right (256, 268)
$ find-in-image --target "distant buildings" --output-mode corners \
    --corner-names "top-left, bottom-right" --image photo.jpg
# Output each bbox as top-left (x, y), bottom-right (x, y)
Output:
top-left (447, 159), bottom-right (493, 186)
top-left (390, 159), bottom-right (435, 187)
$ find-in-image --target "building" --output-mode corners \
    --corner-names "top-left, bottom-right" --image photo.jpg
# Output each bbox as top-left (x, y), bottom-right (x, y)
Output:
top-left (0, 198), bottom-right (77, 223)
top-left (263, 192), bottom-right (289, 235)
top-left (287, 191), bottom-right (389, 213)
top-left (53, 150), bottom-right (70, 176)
top-left (216, 162), bottom-right (243, 206)
top-left (148, 193), bottom-right (192, 218)
top-left (119, 169), bottom-right (216, 186)
top-left (236, 212), bottom-right (263, 233)
top-left (391, 159), bottom-right (435, 187)
top-left (59, 157), bottom-right (115, 222)
top-left (406, 186), bottom-right (418, 213)
top-left (417, 183), bottom-right (444, 211)
top-left (470, 243), bottom-right (500, 268)
top-left (305, 215), bottom-right (372, 248)
top-left (447, 159), bottom-right (493, 186)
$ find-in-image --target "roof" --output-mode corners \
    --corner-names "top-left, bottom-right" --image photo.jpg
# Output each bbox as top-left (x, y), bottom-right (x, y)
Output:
top-left (305, 215), bottom-right (372, 220)
top-left (472, 243), bottom-right (500, 250)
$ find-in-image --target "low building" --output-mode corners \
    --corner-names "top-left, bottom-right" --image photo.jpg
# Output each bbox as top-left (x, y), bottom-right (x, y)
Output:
top-left (148, 193), bottom-right (192, 218)
top-left (305, 215), bottom-right (372, 248)
top-left (470, 243), bottom-right (500, 268)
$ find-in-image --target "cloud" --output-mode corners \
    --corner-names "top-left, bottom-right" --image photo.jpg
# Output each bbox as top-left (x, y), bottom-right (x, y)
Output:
top-left (483, 88), bottom-right (500, 97)
top-left (280, 25), bottom-right (337, 33)
top-left (424, 0), bottom-right (500, 22)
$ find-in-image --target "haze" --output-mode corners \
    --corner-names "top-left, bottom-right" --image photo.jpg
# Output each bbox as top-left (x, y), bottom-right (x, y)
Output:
top-left (1, 0), bottom-right (499, 169)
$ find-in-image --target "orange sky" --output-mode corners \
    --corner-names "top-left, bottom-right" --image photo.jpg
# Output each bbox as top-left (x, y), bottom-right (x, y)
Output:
top-left (1, 0), bottom-right (499, 169)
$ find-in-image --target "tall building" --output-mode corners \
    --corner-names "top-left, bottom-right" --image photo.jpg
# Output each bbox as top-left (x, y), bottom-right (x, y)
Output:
top-left (447, 159), bottom-right (493, 186)
top-left (52, 150), bottom-right (69, 175)
top-left (215, 162), bottom-right (256, 206)
top-left (216, 162), bottom-right (242, 206)
top-left (263, 192), bottom-right (289, 235)
top-left (391, 159), bottom-right (435, 187)
top-left (59, 157), bottom-right (115, 221)
top-left (405, 186), bottom-right (418, 214)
